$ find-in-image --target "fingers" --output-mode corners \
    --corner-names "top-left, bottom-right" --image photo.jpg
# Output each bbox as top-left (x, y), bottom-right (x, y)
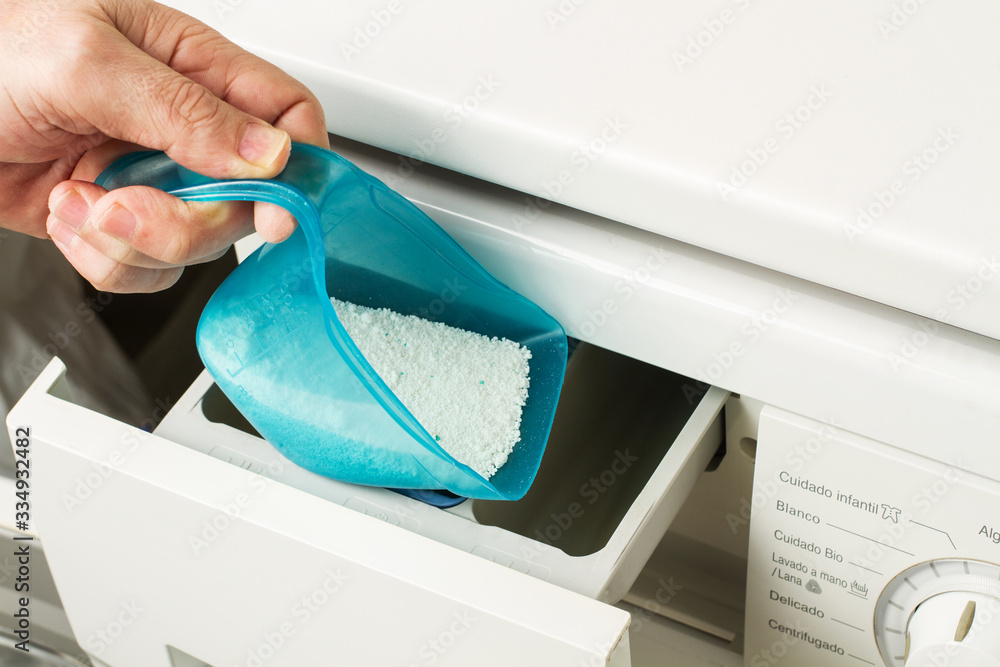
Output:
top-left (46, 178), bottom-right (252, 293)
top-left (47, 183), bottom-right (184, 294)
top-left (92, 184), bottom-right (253, 265)
top-left (78, 139), bottom-right (300, 247)
top-left (59, 25), bottom-right (292, 180)
top-left (111, 2), bottom-right (329, 148)
top-left (64, 136), bottom-right (300, 292)
top-left (254, 202), bottom-right (299, 243)
top-left (33, 2), bottom-right (333, 291)
top-left (75, 137), bottom-right (300, 247)
top-left (0, 159), bottom-right (77, 238)
top-left (83, 4), bottom-right (330, 244)
top-left (65, 2), bottom-right (328, 176)
top-left (108, 3), bottom-right (330, 241)
top-left (70, 140), bottom-right (153, 182)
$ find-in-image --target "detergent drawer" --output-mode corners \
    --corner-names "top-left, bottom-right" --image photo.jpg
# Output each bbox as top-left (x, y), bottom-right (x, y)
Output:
top-left (8, 360), bottom-right (631, 667)
top-left (153, 340), bottom-right (727, 607)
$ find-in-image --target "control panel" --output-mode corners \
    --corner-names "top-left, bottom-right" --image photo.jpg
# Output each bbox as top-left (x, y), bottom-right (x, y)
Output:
top-left (745, 408), bottom-right (1000, 667)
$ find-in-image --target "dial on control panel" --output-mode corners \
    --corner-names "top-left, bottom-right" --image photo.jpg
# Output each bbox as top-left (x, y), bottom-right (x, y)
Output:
top-left (874, 559), bottom-right (1000, 666)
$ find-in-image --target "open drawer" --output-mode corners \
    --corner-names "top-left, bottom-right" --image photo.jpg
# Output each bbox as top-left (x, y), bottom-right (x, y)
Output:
top-left (7, 343), bottom-right (726, 666)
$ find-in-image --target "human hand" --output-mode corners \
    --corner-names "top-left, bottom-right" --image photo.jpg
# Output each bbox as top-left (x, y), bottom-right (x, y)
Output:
top-left (0, 0), bottom-right (329, 292)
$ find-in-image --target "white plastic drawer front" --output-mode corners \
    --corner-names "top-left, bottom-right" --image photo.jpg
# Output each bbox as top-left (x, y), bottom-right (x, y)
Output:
top-left (8, 360), bottom-right (630, 667)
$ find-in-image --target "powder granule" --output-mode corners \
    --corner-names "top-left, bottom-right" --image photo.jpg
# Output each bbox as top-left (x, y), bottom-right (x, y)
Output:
top-left (331, 298), bottom-right (531, 479)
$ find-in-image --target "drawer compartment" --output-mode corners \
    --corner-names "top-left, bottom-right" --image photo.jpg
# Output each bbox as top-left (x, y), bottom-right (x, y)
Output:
top-left (158, 342), bottom-right (728, 603)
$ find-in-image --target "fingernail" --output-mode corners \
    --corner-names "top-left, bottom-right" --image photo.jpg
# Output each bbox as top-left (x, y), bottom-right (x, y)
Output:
top-left (49, 220), bottom-right (78, 247)
top-left (238, 122), bottom-right (288, 169)
top-left (52, 189), bottom-right (90, 231)
top-left (99, 204), bottom-right (137, 241)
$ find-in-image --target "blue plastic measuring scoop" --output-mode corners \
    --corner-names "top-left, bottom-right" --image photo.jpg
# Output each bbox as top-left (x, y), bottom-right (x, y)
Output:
top-left (97, 144), bottom-right (567, 501)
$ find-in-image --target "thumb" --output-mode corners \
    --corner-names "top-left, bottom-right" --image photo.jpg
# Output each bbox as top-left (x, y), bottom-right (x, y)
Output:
top-left (67, 22), bottom-right (290, 179)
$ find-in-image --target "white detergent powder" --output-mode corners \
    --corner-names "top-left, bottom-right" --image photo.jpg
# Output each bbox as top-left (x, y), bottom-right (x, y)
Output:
top-left (331, 298), bottom-right (532, 479)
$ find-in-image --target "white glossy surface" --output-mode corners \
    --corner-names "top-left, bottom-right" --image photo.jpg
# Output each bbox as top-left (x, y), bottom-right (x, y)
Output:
top-left (164, 0), bottom-right (1000, 340)
top-left (8, 361), bottom-right (631, 667)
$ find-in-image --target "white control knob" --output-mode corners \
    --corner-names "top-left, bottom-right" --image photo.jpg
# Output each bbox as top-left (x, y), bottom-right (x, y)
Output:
top-left (875, 559), bottom-right (1000, 667)
top-left (905, 592), bottom-right (1000, 666)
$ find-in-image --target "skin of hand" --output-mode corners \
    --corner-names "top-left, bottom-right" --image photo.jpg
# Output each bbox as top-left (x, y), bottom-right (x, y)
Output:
top-left (0, 0), bottom-right (329, 292)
